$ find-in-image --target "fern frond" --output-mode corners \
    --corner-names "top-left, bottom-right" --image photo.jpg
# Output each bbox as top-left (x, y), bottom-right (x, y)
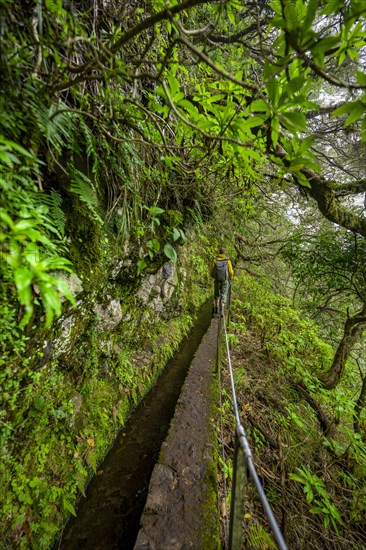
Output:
top-left (246, 524), bottom-right (277, 549)
top-left (187, 200), bottom-right (204, 227)
top-left (36, 188), bottom-right (66, 237)
top-left (30, 99), bottom-right (75, 155)
top-left (85, 448), bottom-right (97, 474)
top-left (116, 195), bottom-right (130, 240)
top-left (69, 167), bottom-right (103, 225)
top-left (79, 117), bottom-right (97, 161)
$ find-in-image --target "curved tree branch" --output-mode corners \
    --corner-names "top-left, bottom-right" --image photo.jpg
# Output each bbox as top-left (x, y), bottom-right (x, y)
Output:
top-left (275, 146), bottom-right (366, 237)
top-left (320, 306), bottom-right (366, 390)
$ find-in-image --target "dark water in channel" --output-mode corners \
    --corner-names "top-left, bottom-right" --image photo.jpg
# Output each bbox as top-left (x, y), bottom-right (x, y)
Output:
top-left (57, 300), bottom-right (212, 550)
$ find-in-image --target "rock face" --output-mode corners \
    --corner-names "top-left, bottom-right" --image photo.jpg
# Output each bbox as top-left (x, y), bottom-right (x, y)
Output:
top-left (51, 271), bottom-right (84, 299)
top-left (138, 262), bottom-right (178, 306)
top-left (137, 262), bottom-right (177, 313)
top-left (50, 248), bottom-right (186, 364)
top-left (53, 313), bottom-right (77, 355)
top-left (93, 297), bottom-right (123, 331)
top-left (134, 320), bottom-right (220, 550)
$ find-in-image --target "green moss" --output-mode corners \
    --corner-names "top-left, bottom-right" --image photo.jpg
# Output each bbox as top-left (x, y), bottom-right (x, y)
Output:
top-left (66, 201), bottom-right (102, 268)
top-left (200, 370), bottom-right (221, 549)
top-left (0, 210), bottom-right (216, 548)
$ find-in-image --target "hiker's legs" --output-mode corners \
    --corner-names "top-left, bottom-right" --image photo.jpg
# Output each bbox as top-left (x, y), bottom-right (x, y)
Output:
top-left (216, 281), bottom-right (228, 317)
top-left (220, 280), bottom-right (229, 306)
top-left (213, 280), bottom-right (229, 317)
top-left (213, 280), bottom-right (220, 314)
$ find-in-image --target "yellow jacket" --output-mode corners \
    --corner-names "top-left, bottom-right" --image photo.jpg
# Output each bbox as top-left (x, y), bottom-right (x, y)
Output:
top-left (210, 254), bottom-right (234, 280)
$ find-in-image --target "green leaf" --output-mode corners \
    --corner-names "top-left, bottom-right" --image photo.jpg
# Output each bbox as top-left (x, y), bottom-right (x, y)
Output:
top-left (310, 506), bottom-right (324, 514)
top-left (344, 102), bottom-right (364, 126)
top-left (14, 267), bottom-right (33, 297)
top-left (162, 155), bottom-right (181, 168)
top-left (245, 115), bottom-right (267, 129)
top-left (0, 210), bottom-right (15, 228)
top-left (304, 0), bottom-right (318, 29)
top-left (0, 136), bottom-right (36, 159)
top-left (267, 79), bottom-right (280, 105)
top-left (263, 61), bottom-right (280, 80)
top-left (163, 243), bottom-right (177, 262)
top-left (311, 36), bottom-right (340, 56)
top-left (331, 101), bottom-right (357, 117)
top-left (271, 116), bottom-right (280, 148)
top-left (147, 238), bottom-right (160, 254)
top-left (250, 99), bottom-right (270, 113)
top-left (167, 74), bottom-right (180, 98)
top-left (172, 228), bottom-right (181, 241)
top-left (321, 0), bottom-right (344, 15)
top-left (62, 496), bottom-right (77, 517)
top-left (147, 206), bottom-right (164, 217)
top-left (283, 111), bottom-right (307, 131)
top-left (283, 1), bottom-right (299, 31)
top-left (137, 259), bottom-right (147, 276)
top-left (289, 473), bottom-right (305, 483)
top-left (246, 149), bottom-right (262, 161)
top-left (283, 77), bottom-right (306, 97)
top-left (298, 135), bottom-right (316, 152)
top-left (177, 99), bottom-right (198, 115)
top-left (0, 150), bottom-right (20, 165)
top-left (356, 70), bottom-right (366, 85)
top-left (39, 284), bottom-right (62, 326)
top-left (54, 279), bottom-right (76, 305)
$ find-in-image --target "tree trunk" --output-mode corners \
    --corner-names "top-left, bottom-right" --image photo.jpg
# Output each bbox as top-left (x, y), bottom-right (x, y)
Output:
top-left (320, 307), bottom-right (366, 390)
top-left (354, 375), bottom-right (366, 434)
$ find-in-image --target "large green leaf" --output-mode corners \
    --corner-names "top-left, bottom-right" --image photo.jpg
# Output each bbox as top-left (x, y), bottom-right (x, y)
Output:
top-left (283, 111), bottom-right (307, 131)
top-left (163, 243), bottom-right (177, 262)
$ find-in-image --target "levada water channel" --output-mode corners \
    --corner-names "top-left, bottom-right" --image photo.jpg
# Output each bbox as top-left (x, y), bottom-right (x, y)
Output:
top-left (56, 300), bottom-right (212, 550)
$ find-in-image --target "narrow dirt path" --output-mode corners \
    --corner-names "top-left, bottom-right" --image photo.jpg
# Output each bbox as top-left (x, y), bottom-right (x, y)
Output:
top-left (134, 320), bottom-right (220, 550)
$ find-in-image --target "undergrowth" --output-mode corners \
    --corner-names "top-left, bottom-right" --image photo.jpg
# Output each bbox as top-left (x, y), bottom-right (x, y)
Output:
top-left (219, 272), bottom-right (366, 549)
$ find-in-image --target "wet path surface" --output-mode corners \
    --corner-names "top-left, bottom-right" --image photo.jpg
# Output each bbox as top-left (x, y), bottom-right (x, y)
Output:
top-left (57, 301), bottom-right (212, 550)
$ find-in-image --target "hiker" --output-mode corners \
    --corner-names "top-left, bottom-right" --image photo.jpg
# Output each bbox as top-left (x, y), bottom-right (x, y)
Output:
top-left (210, 247), bottom-right (233, 317)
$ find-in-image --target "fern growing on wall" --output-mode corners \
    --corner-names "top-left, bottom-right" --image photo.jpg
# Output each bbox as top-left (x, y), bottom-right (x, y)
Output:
top-left (187, 200), bottom-right (204, 228)
top-left (36, 188), bottom-right (66, 237)
top-left (29, 99), bottom-right (76, 156)
top-left (79, 118), bottom-right (96, 160)
top-left (69, 167), bottom-right (103, 225)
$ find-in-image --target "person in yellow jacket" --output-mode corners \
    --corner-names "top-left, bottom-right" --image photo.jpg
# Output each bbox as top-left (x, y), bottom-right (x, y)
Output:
top-left (210, 247), bottom-right (234, 317)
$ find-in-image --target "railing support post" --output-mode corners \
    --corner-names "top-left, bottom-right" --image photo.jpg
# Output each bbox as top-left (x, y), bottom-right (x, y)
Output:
top-left (228, 432), bottom-right (247, 550)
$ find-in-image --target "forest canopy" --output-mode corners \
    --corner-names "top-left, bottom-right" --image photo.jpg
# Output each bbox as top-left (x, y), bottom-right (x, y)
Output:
top-left (2, 0), bottom-right (364, 355)
top-left (2, 0), bottom-right (365, 229)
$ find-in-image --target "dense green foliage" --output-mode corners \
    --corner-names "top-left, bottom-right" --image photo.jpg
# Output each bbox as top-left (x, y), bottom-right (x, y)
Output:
top-left (224, 271), bottom-right (366, 548)
top-left (0, 0), bottom-right (365, 547)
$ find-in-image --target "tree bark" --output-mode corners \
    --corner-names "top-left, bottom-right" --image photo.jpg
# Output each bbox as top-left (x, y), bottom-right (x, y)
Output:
top-left (294, 380), bottom-right (332, 435)
top-left (320, 307), bottom-right (366, 390)
top-left (354, 375), bottom-right (366, 434)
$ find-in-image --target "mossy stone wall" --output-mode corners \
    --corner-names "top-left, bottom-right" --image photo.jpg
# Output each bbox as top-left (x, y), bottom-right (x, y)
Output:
top-left (0, 215), bottom-right (213, 549)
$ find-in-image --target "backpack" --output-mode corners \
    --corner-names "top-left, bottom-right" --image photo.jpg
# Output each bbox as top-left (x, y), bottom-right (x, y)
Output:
top-left (212, 258), bottom-right (228, 281)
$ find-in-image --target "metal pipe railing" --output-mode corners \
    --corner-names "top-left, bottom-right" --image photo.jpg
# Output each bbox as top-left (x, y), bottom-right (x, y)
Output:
top-left (217, 285), bottom-right (288, 550)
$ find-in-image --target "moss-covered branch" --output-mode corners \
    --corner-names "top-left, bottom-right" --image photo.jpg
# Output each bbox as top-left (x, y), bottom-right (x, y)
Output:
top-left (276, 146), bottom-right (366, 237)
